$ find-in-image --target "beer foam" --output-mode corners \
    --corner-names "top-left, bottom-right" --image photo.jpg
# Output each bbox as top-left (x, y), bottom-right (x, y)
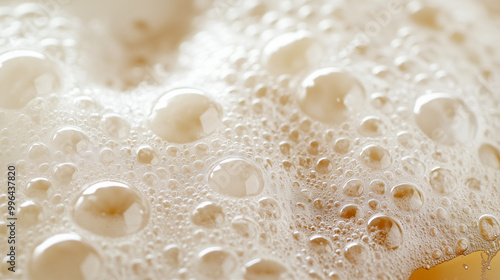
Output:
top-left (1, 0), bottom-right (499, 279)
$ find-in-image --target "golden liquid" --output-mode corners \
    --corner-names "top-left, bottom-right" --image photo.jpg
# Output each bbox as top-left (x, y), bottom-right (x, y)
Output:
top-left (410, 251), bottom-right (500, 280)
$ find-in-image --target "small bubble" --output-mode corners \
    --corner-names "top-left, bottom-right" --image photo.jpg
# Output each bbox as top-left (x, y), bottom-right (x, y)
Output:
top-left (261, 31), bottom-right (321, 75)
top-left (149, 88), bottom-right (222, 143)
top-left (344, 242), bottom-right (367, 264)
top-left (360, 145), bottom-right (392, 170)
top-left (390, 183), bottom-right (424, 211)
top-left (478, 144), bottom-right (500, 169)
top-left (478, 215), bottom-right (500, 241)
top-left (371, 93), bottom-right (394, 114)
top-left (367, 214), bottom-right (403, 249)
top-left (299, 68), bottom-right (365, 124)
top-left (309, 235), bottom-right (333, 254)
top-left (137, 145), bottom-right (158, 165)
top-left (52, 127), bottom-right (90, 154)
top-left (334, 138), bottom-right (351, 154)
top-left (243, 258), bottom-right (287, 280)
top-left (102, 114), bottom-right (130, 139)
top-left (26, 177), bottom-right (52, 198)
top-left (401, 157), bottom-right (425, 175)
top-left (340, 204), bottom-right (360, 219)
top-left (342, 179), bottom-right (364, 197)
top-left (432, 249), bottom-right (443, 260)
top-left (279, 141), bottom-right (291, 155)
top-left (465, 178), bottom-right (482, 191)
top-left (208, 157), bottom-right (264, 197)
top-left (408, 3), bottom-right (441, 29)
top-left (197, 247), bottom-right (237, 279)
top-left (369, 179), bottom-right (386, 195)
top-left (163, 245), bottom-right (180, 267)
top-left (18, 201), bottom-right (42, 227)
top-left (359, 117), bottom-right (384, 137)
top-left (258, 197), bottom-right (281, 219)
top-left (429, 167), bottom-right (457, 195)
top-left (28, 143), bottom-right (50, 161)
top-left (99, 148), bottom-right (115, 165)
top-left (397, 131), bottom-right (413, 148)
top-left (53, 163), bottom-right (77, 184)
top-left (192, 202), bottom-right (225, 228)
top-left (316, 158), bottom-right (333, 174)
top-left (73, 181), bottom-right (150, 237)
top-left (232, 216), bottom-right (259, 238)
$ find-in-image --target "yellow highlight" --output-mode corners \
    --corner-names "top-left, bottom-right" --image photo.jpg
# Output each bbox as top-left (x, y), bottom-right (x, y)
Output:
top-left (410, 251), bottom-right (500, 280)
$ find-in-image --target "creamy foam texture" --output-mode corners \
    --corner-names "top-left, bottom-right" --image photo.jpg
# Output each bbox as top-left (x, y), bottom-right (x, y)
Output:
top-left (0, 0), bottom-right (499, 279)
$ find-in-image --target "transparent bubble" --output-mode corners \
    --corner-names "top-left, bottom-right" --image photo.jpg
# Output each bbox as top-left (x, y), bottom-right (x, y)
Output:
top-left (465, 178), bottom-right (482, 191)
top-left (72, 181), bottom-right (150, 237)
top-left (29, 233), bottom-right (102, 280)
top-left (197, 247), bottom-right (237, 279)
top-left (456, 238), bottom-right (469, 253)
top-left (0, 50), bottom-right (60, 109)
top-left (137, 145), bottom-right (158, 165)
top-left (408, 3), bottom-right (441, 29)
top-left (28, 143), bottom-right (51, 161)
top-left (478, 215), bottom-right (500, 241)
top-left (340, 204), bottom-right (360, 219)
top-left (432, 249), bottom-right (443, 260)
top-left (26, 177), bottom-right (52, 198)
top-left (414, 93), bottom-right (477, 145)
top-left (371, 93), bottom-right (394, 114)
top-left (99, 148), bottom-right (115, 165)
top-left (367, 214), bottom-right (403, 249)
top-left (359, 117), bottom-right (384, 137)
top-left (53, 163), bottom-right (77, 184)
top-left (309, 235), bottom-right (333, 254)
top-left (18, 201), bottom-right (42, 227)
top-left (342, 179), bottom-right (364, 197)
top-left (258, 197), bottom-right (281, 219)
top-left (401, 157), bottom-right (425, 176)
top-left (334, 138), bottom-right (351, 154)
top-left (52, 127), bottom-right (90, 154)
top-left (231, 216), bottom-right (259, 238)
top-left (244, 258), bottom-right (287, 280)
top-left (192, 202), bottom-right (225, 228)
top-left (478, 144), bottom-right (500, 169)
top-left (316, 157), bottom-right (333, 174)
top-left (163, 245), bottom-right (180, 267)
top-left (360, 145), bottom-right (392, 170)
top-left (429, 167), bottom-right (457, 195)
top-left (208, 157), bottom-right (265, 197)
top-left (390, 183), bottom-right (424, 211)
top-left (299, 68), bottom-right (365, 124)
top-left (102, 114), bottom-right (130, 139)
top-left (149, 88), bottom-right (222, 143)
top-left (344, 242), bottom-right (367, 264)
top-left (369, 179), bottom-right (386, 195)
top-left (261, 31), bottom-right (321, 75)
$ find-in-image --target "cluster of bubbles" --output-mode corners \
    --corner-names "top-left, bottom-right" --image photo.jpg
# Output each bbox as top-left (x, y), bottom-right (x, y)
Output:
top-left (0, 0), bottom-right (499, 279)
